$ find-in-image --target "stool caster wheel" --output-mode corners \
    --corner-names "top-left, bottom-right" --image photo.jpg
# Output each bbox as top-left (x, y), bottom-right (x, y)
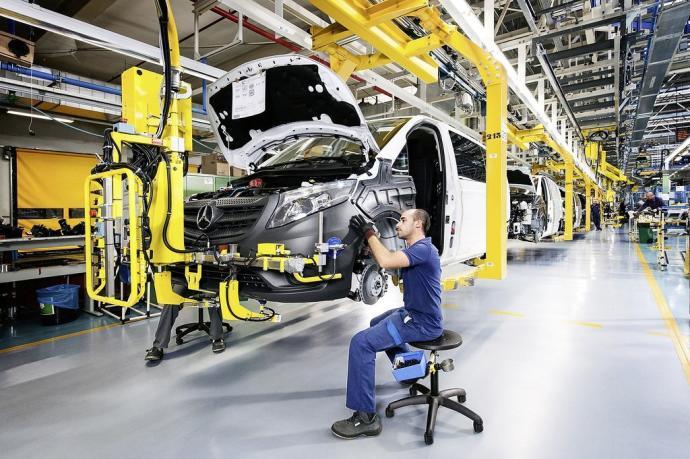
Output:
top-left (176, 337), bottom-right (183, 345)
top-left (458, 394), bottom-right (466, 403)
top-left (424, 432), bottom-right (433, 445)
top-left (409, 387), bottom-right (417, 396)
top-left (473, 420), bottom-right (483, 433)
top-left (385, 407), bottom-right (394, 418)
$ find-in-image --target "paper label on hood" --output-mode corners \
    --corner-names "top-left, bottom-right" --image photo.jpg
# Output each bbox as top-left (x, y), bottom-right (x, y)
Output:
top-left (231, 72), bottom-right (266, 120)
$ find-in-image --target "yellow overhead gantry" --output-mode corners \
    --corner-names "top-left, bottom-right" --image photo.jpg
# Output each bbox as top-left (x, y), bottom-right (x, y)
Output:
top-left (309, 0), bottom-right (509, 279)
top-left (513, 125), bottom-right (602, 241)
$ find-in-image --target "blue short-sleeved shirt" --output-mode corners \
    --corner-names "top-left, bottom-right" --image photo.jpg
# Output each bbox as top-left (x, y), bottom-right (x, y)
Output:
top-left (401, 237), bottom-right (443, 334)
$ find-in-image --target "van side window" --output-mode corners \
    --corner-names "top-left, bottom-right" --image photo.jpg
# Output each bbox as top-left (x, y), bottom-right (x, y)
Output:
top-left (392, 145), bottom-right (409, 175)
top-left (450, 132), bottom-right (485, 181)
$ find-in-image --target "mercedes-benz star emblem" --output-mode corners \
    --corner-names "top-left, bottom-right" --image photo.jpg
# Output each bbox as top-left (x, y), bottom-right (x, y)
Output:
top-left (196, 204), bottom-right (220, 231)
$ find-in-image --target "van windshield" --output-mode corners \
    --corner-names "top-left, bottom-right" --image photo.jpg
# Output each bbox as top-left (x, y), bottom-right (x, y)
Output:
top-left (258, 136), bottom-right (366, 170)
top-left (368, 118), bottom-right (410, 148)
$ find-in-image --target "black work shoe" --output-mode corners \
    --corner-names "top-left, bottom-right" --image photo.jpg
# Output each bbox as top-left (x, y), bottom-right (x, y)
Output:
top-left (331, 411), bottom-right (382, 439)
top-left (212, 339), bottom-right (226, 353)
top-left (145, 347), bottom-right (163, 361)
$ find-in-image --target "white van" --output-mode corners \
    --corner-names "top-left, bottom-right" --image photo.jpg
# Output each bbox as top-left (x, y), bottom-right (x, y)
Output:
top-left (184, 55), bottom-right (503, 305)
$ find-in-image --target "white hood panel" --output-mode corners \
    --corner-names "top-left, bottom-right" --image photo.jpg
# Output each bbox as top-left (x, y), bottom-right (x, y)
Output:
top-left (206, 55), bottom-right (377, 169)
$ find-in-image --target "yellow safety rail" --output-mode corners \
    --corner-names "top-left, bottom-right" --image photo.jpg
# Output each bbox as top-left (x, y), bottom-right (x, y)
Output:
top-left (84, 168), bottom-right (147, 307)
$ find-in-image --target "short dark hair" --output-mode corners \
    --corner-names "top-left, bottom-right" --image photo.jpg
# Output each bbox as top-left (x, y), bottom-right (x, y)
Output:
top-left (413, 209), bottom-right (431, 234)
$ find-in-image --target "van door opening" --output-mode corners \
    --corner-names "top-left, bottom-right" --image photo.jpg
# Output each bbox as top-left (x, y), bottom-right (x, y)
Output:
top-left (405, 126), bottom-right (445, 253)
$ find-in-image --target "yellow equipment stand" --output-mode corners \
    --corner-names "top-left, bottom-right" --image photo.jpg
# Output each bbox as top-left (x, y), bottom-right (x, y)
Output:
top-left (83, 0), bottom-right (301, 323)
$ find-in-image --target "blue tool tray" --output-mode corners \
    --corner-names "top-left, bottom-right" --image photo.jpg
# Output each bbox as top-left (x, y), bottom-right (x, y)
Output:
top-left (391, 350), bottom-right (427, 382)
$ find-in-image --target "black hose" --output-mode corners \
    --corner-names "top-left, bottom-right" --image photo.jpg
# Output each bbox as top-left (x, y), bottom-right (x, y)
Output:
top-left (161, 153), bottom-right (198, 254)
top-left (155, 0), bottom-right (172, 139)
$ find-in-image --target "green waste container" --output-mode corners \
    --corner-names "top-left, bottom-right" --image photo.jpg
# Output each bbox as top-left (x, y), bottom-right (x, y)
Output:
top-left (638, 223), bottom-right (655, 244)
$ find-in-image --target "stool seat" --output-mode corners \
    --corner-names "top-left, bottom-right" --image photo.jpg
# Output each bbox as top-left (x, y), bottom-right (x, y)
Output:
top-left (410, 329), bottom-right (462, 351)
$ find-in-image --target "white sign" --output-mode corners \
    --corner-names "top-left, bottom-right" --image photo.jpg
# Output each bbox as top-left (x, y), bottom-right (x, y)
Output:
top-left (231, 72), bottom-right (266, 119)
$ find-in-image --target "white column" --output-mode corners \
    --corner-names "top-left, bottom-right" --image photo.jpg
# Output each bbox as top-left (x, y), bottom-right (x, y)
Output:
top-left (537, 79), bottom-right (545, 112)
top-left (551, 102), bottom-right (558, 126)
top-left (517, 44), bottom-right (527, 84)
top-left (484, 0), bottom-right (494, 38)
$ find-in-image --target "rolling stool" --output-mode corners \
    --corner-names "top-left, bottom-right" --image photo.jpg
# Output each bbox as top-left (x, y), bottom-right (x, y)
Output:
top-left (385, 329), bottom-right (483, 445)
top-left (175, 307), bottom-right (232, 345)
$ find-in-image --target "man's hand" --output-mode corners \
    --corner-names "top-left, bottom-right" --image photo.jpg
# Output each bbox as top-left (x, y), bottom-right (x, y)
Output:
top-left (350, 215), bottom-right (377, 240)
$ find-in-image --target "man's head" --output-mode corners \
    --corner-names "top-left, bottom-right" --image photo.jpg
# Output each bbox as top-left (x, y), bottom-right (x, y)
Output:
top-left (646, 191), bottom-right (655, 201)
top-left (395, 209), bottom-right (430, 242)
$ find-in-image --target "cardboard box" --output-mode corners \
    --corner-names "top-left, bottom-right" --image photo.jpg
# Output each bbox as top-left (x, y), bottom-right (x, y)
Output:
top-left (201, 155), bottom-right (229, 175)
top-left (230, 166), bottom-right (247, 177)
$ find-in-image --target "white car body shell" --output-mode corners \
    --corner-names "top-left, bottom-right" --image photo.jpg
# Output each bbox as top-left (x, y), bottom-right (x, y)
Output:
top-left (534, 174), bottom-right (564, 238)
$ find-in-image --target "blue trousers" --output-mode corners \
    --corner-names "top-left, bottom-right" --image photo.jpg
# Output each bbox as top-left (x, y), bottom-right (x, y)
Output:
top-left (346, 307), bottom-right (441, 413)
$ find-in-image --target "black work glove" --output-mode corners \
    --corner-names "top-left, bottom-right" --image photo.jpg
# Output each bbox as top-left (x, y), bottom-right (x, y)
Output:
top-left (350, 214), bottom-right (377, 241)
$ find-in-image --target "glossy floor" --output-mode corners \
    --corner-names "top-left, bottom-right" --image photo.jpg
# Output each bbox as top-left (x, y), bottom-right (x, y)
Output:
top-left (1, 228), bottom-right (689, 458)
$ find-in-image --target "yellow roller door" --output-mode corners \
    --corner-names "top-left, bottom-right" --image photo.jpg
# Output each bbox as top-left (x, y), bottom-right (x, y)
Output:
top-left (16, 149), bottom-right (97, 235)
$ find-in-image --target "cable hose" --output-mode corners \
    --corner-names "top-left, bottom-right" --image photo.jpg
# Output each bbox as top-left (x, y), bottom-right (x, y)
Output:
top-left (155, 0), bottom-right (172, 139)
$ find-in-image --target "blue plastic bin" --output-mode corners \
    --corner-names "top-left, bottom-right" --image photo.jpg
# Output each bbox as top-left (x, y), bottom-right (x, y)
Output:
top-left (36, 284), bottom-right (80, 325)
top-left (391, 350), bottom-right (427, 382)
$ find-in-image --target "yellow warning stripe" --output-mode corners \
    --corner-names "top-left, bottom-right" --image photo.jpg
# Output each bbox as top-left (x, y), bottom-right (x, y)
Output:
top-left (489, 309), bottom-right (524, 318)
top-left (635, 243), bottom-right (690, 385)
top-left (564, 320), bottom-right (603, 329)
top-left (0, 322), bottom-right (121, 355)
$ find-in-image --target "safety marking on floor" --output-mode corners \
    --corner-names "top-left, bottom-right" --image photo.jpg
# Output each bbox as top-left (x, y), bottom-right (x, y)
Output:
top-left (0, 322), bottom-right (122, 355)
top-left (635, 243), bottom-right (690, 386)
top-left (564, 320), bottom-right (603, 329)
top-left (648, 331), bottom-right (690, 340)
top-left (489, 309), bottom-right (524, 318)
top-left (442, 302), bottom-right (460, 310)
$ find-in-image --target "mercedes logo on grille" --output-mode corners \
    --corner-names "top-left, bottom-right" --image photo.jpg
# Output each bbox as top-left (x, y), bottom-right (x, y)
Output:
top-left (196, 204), bottom-right (221, 231)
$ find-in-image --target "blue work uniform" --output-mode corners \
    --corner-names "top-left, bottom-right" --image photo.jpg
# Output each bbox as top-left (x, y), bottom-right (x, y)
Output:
top-left (638, 196), bottom-right (664, 211)
top-left (346, 237), bottom-right (443, 414)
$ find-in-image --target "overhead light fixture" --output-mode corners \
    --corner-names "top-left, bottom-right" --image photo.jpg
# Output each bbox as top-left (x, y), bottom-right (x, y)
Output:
top-left (6, 109), bottom-right (74, 123)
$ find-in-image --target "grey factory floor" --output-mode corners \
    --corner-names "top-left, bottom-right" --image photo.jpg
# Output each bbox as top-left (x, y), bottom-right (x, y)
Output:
top-left (1, 227), bottom-right (689, 458)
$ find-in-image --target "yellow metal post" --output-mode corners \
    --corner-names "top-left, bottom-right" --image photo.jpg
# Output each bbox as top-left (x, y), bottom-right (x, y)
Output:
top-left (564, 159), bottom-right (574, 241)
top-left (480, 80), bottom-right (508, 279)
top-left (414, 7), bottom-right (508, 279)
top-left (585, 179), bottom-right (592, 231)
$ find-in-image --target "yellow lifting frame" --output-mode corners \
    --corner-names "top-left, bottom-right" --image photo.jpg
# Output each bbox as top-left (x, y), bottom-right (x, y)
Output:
top-left (84, 167), bottom-right (147, 307)
top-left (310, 0), bottom-right (439, 83)
top-left (309, 0), bottom-right (509, 278)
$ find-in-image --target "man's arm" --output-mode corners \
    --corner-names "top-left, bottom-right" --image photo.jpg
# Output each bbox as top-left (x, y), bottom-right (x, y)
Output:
top-left (366, 235), bottom-right (410, 270)
top-left (349, 214), bottom-right (410, 269)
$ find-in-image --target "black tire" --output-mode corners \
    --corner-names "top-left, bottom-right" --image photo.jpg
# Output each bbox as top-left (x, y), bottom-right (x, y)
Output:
top-left (409, 387), bottom-right (417, 397)
top-left (474, 420), bottom-right (483, 433)
top-left (385, 407), bottom-right (394, 418)
top-left (176, 337), bottom-right (183, 345)
top-left (424, 432), bottom-right (434, 445)
top-left (458, 394), bottom-right (466, 403)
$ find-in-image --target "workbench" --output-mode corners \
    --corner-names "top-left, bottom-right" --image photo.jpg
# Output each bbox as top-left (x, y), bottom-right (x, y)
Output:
top-left (0, 235), bottom-right (98, 315)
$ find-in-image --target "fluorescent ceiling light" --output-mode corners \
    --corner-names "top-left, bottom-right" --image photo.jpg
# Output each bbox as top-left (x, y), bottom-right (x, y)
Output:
top-left (7, 109), bottom-right (74, 123)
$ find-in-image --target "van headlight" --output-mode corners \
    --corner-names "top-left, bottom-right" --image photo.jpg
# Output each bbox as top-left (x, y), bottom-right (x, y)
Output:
top-left (267, 180), bottom-right (356, 228)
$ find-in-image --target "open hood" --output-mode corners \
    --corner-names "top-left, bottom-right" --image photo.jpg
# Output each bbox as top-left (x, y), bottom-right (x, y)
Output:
top-left (206, 55), bottom-right (377, 170)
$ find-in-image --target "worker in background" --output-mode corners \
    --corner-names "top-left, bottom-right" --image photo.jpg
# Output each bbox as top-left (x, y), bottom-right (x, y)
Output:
top-left (592, 199), bottom-right (602, 231)
top-left (636, 191), bottom-right (664, 213)
top-left (145, 305), bottom-right (225, 361)
top-left (618, 201), bottom-right (628, 223)
top-left (331, 209), bottom-right (443, 439)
